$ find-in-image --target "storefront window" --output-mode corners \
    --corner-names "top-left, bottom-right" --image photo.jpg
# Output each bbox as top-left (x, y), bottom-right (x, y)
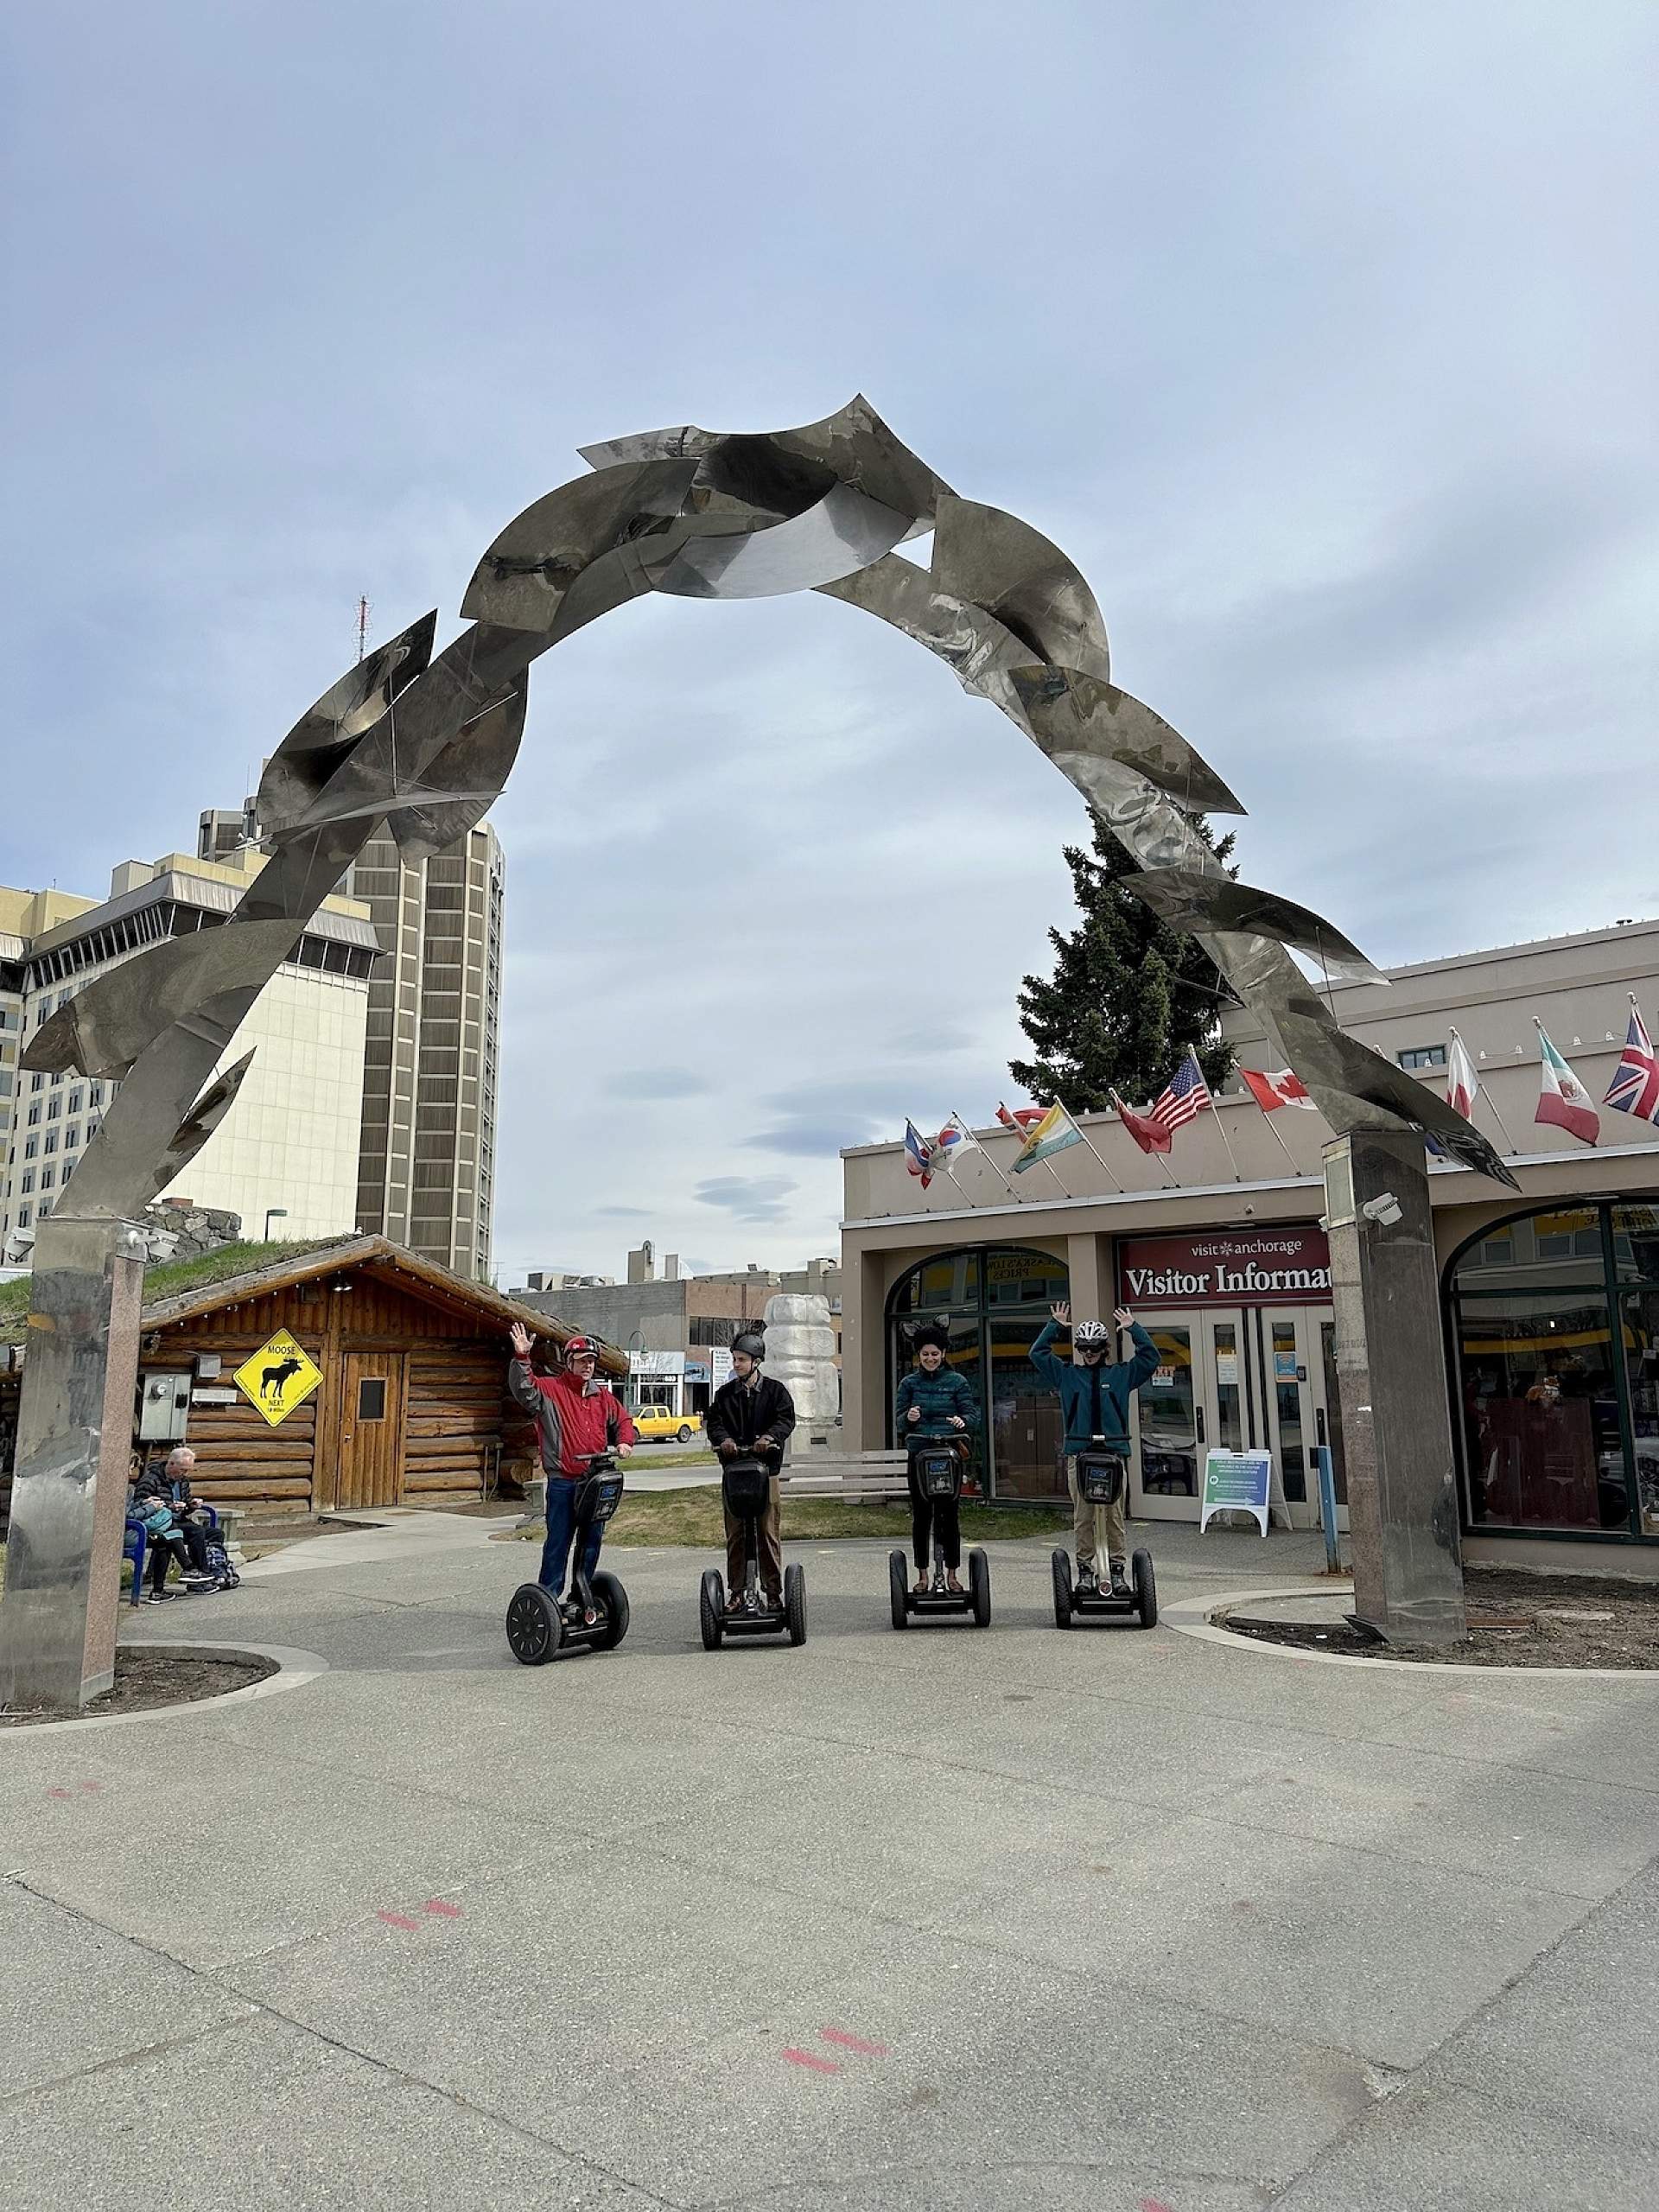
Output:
top-left (887, 1245), bottom-right (1069, 1501)
top-left (1447, 1199), bottom-right (1659, 1541)
top-left (1455, 1289), bottom-right (1626, 1532)
top-left (1139, 1326), bottom-right (1197, 1496)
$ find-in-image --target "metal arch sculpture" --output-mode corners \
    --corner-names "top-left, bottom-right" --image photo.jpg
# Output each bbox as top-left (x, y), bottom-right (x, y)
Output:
top-left (26, 393), bottom-right (1515, 1194)
top-left (2, 396), bottom-right (1513, 1704)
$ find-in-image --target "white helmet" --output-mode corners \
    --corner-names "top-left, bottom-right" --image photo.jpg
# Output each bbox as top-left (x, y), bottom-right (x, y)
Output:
top-left (1073, 1319), bottom-right (1112, 1347)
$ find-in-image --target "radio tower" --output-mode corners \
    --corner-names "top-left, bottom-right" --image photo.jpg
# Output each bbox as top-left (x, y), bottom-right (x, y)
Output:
top-left (356, 595), bottom-right (370, 664)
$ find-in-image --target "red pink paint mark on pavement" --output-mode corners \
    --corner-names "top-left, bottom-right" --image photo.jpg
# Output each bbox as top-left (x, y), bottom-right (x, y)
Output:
top-left (782, 2049), bottom-right (840, 2074)
top-left (377, 1910), bottom-right (422, 1930)
top-left (423, 1899), bottom-right (462, 1917)
top-left (46, 1788), bottom-right (72, 1800)
top-left (48, 1782), bottom-right (105, 1800)
top-left (1141, 2198), bottom-right (1176, 2211)
top-left (819, 2028), bottom-right (890, 2056)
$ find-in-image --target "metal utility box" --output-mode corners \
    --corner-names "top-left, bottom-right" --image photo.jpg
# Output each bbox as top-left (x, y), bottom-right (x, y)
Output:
top-left (137, 1370), bottom-right (192, 1443)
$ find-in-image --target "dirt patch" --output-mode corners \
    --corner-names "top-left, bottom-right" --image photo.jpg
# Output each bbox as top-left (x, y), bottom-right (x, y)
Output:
top-left (1225, 1567), bottom-right (1659, 1669)
top-left (1, 1647), bottom-right (277, 1726)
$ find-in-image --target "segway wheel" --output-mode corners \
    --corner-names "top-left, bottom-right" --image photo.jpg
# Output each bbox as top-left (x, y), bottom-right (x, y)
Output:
top-left (506, 1582), bottom-right (562, 1667)
top-left (1051, 1547), bottom-right (1075, 1630)
top-left (592, 1570), bottom-right (631, 1649)
top-left (699, 1568), bottom-right (725, 1652)
top-left (1132, 1547), bottom-right (1158, 1629)
top-left (785, 1563), bottom-right (808, 1648)
top-left (887, 1548), bottom-right (909, 1631)
top-left (968, 1547), bottom-right (992, 1628)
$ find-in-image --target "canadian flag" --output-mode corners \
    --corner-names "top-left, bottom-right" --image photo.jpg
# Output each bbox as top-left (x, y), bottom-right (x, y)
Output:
top-left (1240, 1068), bottom-right (1316, 1114)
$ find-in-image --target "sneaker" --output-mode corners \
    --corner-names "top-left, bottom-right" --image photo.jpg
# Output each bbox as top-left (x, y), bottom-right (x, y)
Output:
top-left (1075, 1561), bottom-right (1096, 1593)
top-left (141, 1590), bottom-right (175, 1605)
top-left (1108, 1562), bottom-right (1131, 1598)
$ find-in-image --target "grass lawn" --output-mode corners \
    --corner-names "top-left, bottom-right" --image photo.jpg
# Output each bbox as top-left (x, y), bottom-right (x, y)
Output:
top-left (627, 1448), bottom-right (719, 1471)
top-left (501, 1489), bottom-right (1072, 1548)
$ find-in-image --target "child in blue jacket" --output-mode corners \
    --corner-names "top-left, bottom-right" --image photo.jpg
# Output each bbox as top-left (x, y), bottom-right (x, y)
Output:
top-left (1030, 1300), bottom-right (1159, 1595)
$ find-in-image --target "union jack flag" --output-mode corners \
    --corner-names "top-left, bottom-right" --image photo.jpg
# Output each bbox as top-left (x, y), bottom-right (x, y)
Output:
top-left (1149, 1051), bottom-right (1212, 1136)
top-left (1604, 1001), bottom-right (1659, 1123)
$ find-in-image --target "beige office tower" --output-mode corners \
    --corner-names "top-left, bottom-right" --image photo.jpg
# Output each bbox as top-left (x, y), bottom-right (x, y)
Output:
top-left (348, 823), bottom-right (505, 1281)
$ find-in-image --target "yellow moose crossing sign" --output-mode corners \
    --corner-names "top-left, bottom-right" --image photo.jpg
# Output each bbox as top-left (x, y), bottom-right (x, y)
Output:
top-left (234, 1329), bottom-right (324, 1428)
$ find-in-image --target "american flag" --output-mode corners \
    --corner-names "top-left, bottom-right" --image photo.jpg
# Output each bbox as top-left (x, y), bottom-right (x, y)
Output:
top-left (1605, 1001), bottom-right (1659, 1123)
top-left (1149, 1051), bottom-right (1212, 1136)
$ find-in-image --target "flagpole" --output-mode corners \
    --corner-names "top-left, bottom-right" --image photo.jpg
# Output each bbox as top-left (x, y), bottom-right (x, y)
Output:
top-left (1256, 1104), bottom-right (1306, 1178)
top-left (950, 1115), bottom-right (1021, 1198)
top-left (1110, 1092), bottom-right (1180, 1189)
top-left (1452, 1025), bottom-right (1519, 1154)
top-left (1209, 1101), bottom-right (1245, 1184)
top-left (1071, 1121), bottom-right (1126, 1194)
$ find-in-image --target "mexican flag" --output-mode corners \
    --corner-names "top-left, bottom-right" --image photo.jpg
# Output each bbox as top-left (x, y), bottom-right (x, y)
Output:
top-left (1535, 1026), bottom-right (1599, 1147)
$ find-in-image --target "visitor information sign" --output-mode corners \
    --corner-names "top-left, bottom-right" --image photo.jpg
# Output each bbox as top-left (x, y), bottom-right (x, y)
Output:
top-left (1199, 1449), bottom-right (1273, 1537)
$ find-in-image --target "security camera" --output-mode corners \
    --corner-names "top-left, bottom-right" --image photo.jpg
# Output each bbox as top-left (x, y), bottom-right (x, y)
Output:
top-left (1361, 1192), bottom-right (1403, 1227)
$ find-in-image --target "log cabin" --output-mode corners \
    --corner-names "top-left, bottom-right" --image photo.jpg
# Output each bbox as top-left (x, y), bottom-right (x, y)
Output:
top-left (0, 1236), bottom-right (621, 1528)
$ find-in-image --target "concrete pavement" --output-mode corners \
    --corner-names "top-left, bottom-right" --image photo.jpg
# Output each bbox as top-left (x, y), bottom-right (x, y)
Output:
top-left (2, 1516), bottom-right (1655, 2209)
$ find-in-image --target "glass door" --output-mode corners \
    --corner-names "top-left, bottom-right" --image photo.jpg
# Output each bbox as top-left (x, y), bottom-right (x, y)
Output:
top-left (1133, 1322), bottom-right (1200, 1518)
top-left (1130, 1311), bottom-right (1247, 1522)
top-left (1254, 1306), bottom-right (1339, 1530)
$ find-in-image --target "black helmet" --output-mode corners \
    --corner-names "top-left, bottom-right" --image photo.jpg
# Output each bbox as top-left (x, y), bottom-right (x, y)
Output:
top-left (731, 1331), bottom-right (766, 1363)
top-left (912, 1323), bottom-right (949, 1354)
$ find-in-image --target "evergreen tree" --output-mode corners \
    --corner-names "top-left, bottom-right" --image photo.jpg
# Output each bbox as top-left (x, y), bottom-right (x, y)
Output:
top-left (1010, 816), bottom-right (1238, 1111)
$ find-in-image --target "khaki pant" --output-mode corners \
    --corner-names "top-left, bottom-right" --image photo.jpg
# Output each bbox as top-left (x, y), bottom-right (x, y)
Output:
top-left (724, 1476), bottom-right (783, 1599)
top-left (1066, 1455), bottom-right (1127, 1572)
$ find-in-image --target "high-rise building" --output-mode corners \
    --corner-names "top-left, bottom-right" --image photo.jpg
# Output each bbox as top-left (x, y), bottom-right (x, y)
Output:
top-left (346, 823), bottom-right (505, 1281)
top-left (0, 855), bottom-right (375, 1254)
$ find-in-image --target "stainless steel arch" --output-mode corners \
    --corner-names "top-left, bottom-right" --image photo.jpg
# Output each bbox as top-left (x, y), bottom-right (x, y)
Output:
top-left (0, 395), bottom-right (1513, 1704)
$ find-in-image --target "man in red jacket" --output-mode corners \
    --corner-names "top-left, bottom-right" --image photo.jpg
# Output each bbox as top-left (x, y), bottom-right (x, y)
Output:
top-left (508, 1323), bottom-right (635, 1617)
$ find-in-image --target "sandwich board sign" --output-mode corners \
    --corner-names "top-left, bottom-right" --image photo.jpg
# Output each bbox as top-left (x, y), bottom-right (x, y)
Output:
top-left (1199, 1448), bottom-right (1273, 1536)
top-left (234, 1329), bottom-right (324, 1428)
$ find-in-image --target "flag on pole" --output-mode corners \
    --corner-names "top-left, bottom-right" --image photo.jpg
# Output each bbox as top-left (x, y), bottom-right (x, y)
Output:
top-left (933, 1114), bottom-right (981, 1166)
top-left (1149, 1051), bottom-right (1211, 1138)
top-left (904, 1119), bottom-right (937, 1187)
top-left (1446, 1033), bottom-right (1479, 1121)
top-left (1110, 1090), bottom-right (1173, 1154)
top-left (1240, 1068), bottom-right (1315, 1114)
top-left (1604, 1001), bottom-right (1659, 1123)
top-left (995, 1103), bottom-right (1046, 1137)
top-left (1009, 1101), bottom-right (1084, 1173)
top-left (1535, 1026), bottom-right (1599, 1146)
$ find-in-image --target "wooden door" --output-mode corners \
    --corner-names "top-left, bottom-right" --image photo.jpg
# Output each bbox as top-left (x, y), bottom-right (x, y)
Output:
top-left (338, 1353), bottom-right (406, 1509)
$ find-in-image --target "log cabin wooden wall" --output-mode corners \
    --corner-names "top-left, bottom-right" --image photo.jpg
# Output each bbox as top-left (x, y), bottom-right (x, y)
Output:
top-left (142, 1264), bottom-right (536, 1519)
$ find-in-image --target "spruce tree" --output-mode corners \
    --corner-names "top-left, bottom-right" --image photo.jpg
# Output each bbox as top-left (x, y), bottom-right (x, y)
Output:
top-left (1009, 815), bottom-right (1238, 1111)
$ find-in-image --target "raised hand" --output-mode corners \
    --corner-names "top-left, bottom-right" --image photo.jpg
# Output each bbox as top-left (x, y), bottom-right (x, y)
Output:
top-left (1050, 1300), bottom-right (1071, 1325)
top-left (1112, 1306), bottom-right (1134, 1331)
top-left (508, 1322), bottom-right (533, 1359)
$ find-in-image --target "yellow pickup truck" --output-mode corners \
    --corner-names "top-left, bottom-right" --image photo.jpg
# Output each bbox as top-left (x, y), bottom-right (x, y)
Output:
top-left (630, 1406), bottom-right (702, 1443)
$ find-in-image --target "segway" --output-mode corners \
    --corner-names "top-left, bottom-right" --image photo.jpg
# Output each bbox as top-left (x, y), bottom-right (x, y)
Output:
top-left (506, 1450), bottom-right (632, 1664)
top-left (699, 1453), bottom-right (806, 1649)
top-left (888, 1437), bottom-right (990, 1629)
top-left (1052, 1441), bottom-right (1157, 1630)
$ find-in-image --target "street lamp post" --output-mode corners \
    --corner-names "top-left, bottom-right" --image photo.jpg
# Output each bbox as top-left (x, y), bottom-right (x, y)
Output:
top-left (264, 1208), bottom-right (289, 1241)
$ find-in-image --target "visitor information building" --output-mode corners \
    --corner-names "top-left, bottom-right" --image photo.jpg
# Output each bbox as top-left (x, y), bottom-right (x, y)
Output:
top-left (839, 922), bottom-right (1659, 1565)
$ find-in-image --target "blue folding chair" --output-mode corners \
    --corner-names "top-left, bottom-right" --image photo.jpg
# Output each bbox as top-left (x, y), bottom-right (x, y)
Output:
top-left (122, 1517), bottom-right (148, 1606)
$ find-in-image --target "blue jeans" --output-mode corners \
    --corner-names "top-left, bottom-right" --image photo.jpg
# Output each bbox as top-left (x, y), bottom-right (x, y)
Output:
top-left (539, 1475), bottom-right (602, 1596)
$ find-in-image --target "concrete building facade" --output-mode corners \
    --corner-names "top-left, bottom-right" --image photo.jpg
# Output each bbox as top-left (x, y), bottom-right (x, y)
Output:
top-left (0, 851), bottom-right (376, 1254)
top-left (200, 803), bottom-right (506, 1282)
top-left (513, 1248), bottom-right (842, 1414)
top-left (840, 920), bottom-right (1659, 1567)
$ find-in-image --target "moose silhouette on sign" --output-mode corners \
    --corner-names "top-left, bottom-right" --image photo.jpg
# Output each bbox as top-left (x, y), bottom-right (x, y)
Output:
top-left (261, 1354), bottom-right (306, 1404)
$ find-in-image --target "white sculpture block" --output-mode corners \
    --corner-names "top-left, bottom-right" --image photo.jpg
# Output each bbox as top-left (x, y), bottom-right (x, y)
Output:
top-left (763, 1292), bottom-right (841, 1423)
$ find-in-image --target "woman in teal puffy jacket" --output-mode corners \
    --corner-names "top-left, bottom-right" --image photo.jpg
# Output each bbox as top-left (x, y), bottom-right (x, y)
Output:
top-left (893, 1325), bottom-right (981, 1595)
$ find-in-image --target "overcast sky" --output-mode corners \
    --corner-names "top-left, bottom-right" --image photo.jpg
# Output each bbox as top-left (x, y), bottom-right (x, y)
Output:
top-left (3, 3), bottom-right (1655, 1281)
